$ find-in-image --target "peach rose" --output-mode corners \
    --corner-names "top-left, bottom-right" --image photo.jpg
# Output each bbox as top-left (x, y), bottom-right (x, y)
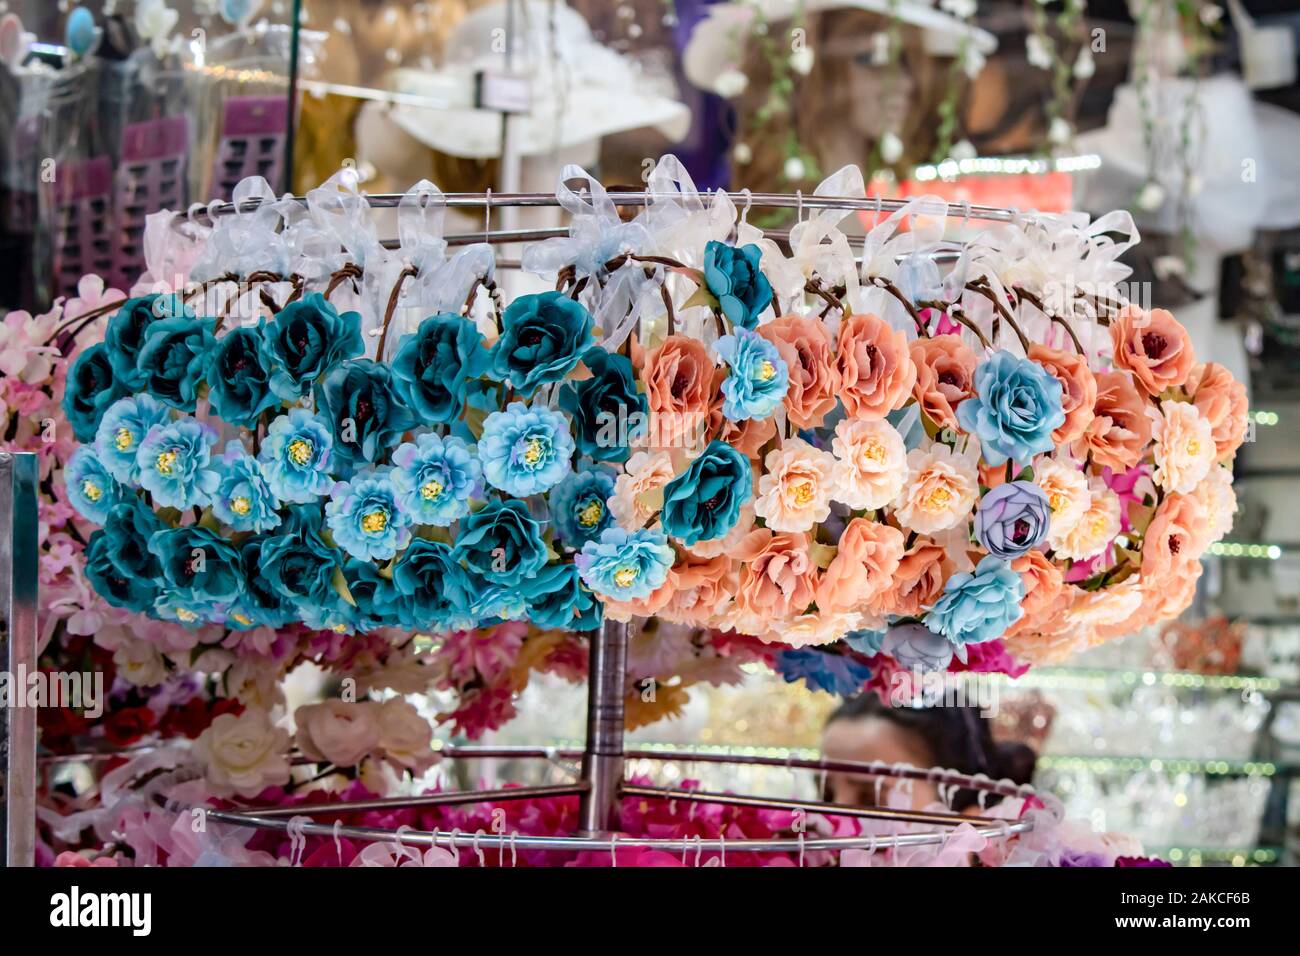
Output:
top-left (1053, 477), bottom-right (1121, 561)
top-left (1035, 457), bottom-right (1091, 546)
top-left (1029, 343), bottom-right (1097, 444)
top-left (1000, 594), bottom-right (1087, 666)
top-left (867, 535), bottom-right (952, 618)
top-left (643, 334), bottom-right (714, 447)
top-left (295, 699), bottom-right (381, 768)
top-left (892, 444), bottom-right (979, 534)
top-left (909, 334), bottom-right (977, 432)
top-left (659, 554), bottom-right (736, 626)
top-left (763, 609), bottom-right (868, 648)
top-left (1072, 371), bottom-right (1152, 472)
top-left (1144, 561), bottom-right (1203, 623)
top-left (602, 576), bottom-right (678, 623)
top-left (757, 315), bottom-right (840, 428)
top-left (733, 528), bottom-right (820, 625)
top-left (609, 450), bottom-right (676, 529)
top-left (835, 312), bottom-right (917, 421)
top-left (1109, 305), bottom-right (1196, 395)
top-left (1150, 400), bottom-right (1215, 494)
top-left (816, 519), bottom-right (905, 613)
top-left (1190, 463), bottom-right (1236, 544)
top-left (1012, 550), bottom-right (1065, 621)
top-left (830, 418), bottom-right (908, 510)
top-left (1141, 492), bottom-right (1207, 579)
top-left (754, 437), bottom-right (837, 532)
top-left (1187, 362), bottom-right (1249, 462)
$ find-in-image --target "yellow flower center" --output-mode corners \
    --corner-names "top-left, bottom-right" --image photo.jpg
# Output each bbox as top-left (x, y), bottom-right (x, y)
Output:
top-left (155, 450), bottom-right (177, 476)
top-left (1186, 438), bottom-right (1201, 456)
top-left (923, 486), bottom-right (952, 511)
top-left (361, 510), bottom-right (388, 534)
top-left (114, 427), bottom-right (134, 451)
top-left (229, 496), bottom-right (251, 516)
top-left (81, 479), bottom-right (102, 502)
top-left (174, 607), bottom-right (198, 623)
top-left (288, 439), bottom-right (313, 466)
top-left (578, 500), bottom-right (604, 527)
top-left (522, 437), bottom-right (545, 466)
top-left (757, 360), bottom-right (776, 381)
top-left (420, 479), bottom-right (444, 501)
top-left (861, 439), bottom-right (886, 466)
top-left (793, 481), bottom-right (815, 506)
top-left (332, 623), bottom-right (349, 633)
top-left (231, 612), bottom-right (253, 626)
top-left (1048, 490), bottom-right (1068, 515)
top-left (614, 566), bottom-right (639, 588)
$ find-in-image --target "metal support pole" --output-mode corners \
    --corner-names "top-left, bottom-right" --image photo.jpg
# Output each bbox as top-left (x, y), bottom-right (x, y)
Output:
top-left (577, 619), bottom-right (628, 835)
top-left (0, 452), bottom-right (39, 867)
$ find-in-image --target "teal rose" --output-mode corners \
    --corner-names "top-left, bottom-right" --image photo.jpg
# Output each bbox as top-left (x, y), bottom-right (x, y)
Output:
top-left (661, 440), bottom-right (753, 546)
top-left (391, 313), bottom-right (490, 424)
top-left (205, 321), bottom-right (281, 427)
top-left (63, 343), bottom-right (129, 442)
top-left (558, 347), bottom-right (646, 462)
top-left (454, 498), bottom-right (548, 587)
top-left (260, 292), bottom-right (365, 402)
top-left (318, 359), bottom-right (417, 475)
top-left (490, 291), bottom-right (593, 395)
top-left (136, 314), bottom-right (217, 412)
top-left (703, 240), bottom-right (773, 330)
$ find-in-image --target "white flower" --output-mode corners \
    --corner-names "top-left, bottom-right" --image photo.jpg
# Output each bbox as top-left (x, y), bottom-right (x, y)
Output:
top-left (733, 142), bottom-right (753, 165)
top-left (1026, 34), bottom-right (1053, 70)
top-left (879, 131), bottom-right (904, 165)
top-left (294, 699), bottom-right (381, 768)
top-left (764, 610), bottom-right (867, 648)
top-left (1037, 457), bottom-right (1091, 545)
top-left (610, 451), bottom-right (675, 530)
top-left (1190, 464), bottom-right (1236, 544)
top-left (713, 68), bottom-right (749, 98)
top-left (950, 139), bottom-right (977, 162)
top-left (1053, 477), bottom-right (1121, 561)
top-left (1151, 401), bottom-right (1215, 494)
top-left (1136, 181), bottom-right (1167, 211)
top-left (789, 45), bottom-right (815, 76)
top-left (112, 640), bottom-right (167, 687)
top-left (1048, 117), bottom-right (1073, 145)
top-left (783, 156), bottom-right (807, 181)
top-left (194, 708), bottom-right (292, 798)
top-left (891, 444), bottom-right (978, 535)
top-left (831, 418), bottom-right (907, 510)
top-left (1073, 46), bottom-right (1095, 79)
top-left (375, 698), bottom-right (437, 773)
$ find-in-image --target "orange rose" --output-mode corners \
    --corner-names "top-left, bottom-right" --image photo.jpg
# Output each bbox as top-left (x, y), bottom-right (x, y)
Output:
top-left (757, 315), bottom-right (840, 429)
top-left (1028, 343), bottom-right (1097, 445)
top-left (816, 519), bottom-right (905, 613)
top-left (1109, 305), bottom-right (1196, 396)
top-left (1072, 371), bottom-right (1152, 471)
top-left (734, 528), bottom-right (820, 623)
top-left (866, 535), bottom-right (952, 618)
top-left (909, 334), bottom-right (977, 432)
top-left (660, 553), bottom-right (736, 626)
top-left (643, 334), bottom-right (714, 448)
top-left (835, 313), bottom-right (917, 421)
top-left (1144, 561), bottom-right (1203, 623)
top-left (1141, 493), bottom-right (1207, 579)
top-left (1003, 550), bottom-right (1064, 640)
top-left (1186, 362), bottom-right (1248, 462)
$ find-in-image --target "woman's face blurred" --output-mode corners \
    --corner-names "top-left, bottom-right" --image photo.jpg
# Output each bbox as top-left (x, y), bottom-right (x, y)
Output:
top-left (820, 716), bottom-right (941, 810)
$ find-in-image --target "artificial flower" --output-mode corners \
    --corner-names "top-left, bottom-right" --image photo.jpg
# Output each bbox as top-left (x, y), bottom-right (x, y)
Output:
top-left (974, 480), bottom-right (1051, 559)
top-left (1073, 371), bottom-right (1152, 472)
top-left (661, 440), bottom-right (753, 545)
top-left (732, 528), bottom-right (819, 625)
top-left (193, 708), bottom-right (291, 798)
top-left (881, 622), bottom-right (955, 672)
top-left (135, 313), bottom-right (216, 411)
top-left (149, 525), bottom-right (245, 606)
top-left (84, 519), bottom-right (161, 614)
top-left (325, 470), bottom-right (413, 562)
top-left (816, 518), bottom-right (904, 613)
top-left (392, 539), bottom-right (473, 629)
top-left (455, 499), bottom-right (549, 587)
top-left (1140, 493), bottom-right (1207, 578)
top-left (204, 321), bottom-right (281, 427)
top-left (1190, 464), bottom-right (1236, 545)
top-left (705, 400), bottom-right (779, 458)
top-left (258, 407), bottom-right (336, 503)
top-left (1052, 477), bottom-right (1121, 562)
top-left (62, 343), bottom-right (129, 442)
top-left (319, 359), bottom-right (417, 475)
top-left (835, 312), bottom-right (917, 421)
top-left (1109, 305), bottom-right (1195, 396)
top-left (521, 562), bottom-right (602, 631)
top-left (575, 526), bottom-right (675, 602)
top-left (1186, 361), bottom-right (1248, 462)
top-left (1003, 550), bottom-right (1064, 639)
top-left (867, 535), bottom-right (952, 618)
top-left (757, 314), bottom-right (840, 428)
top-left (703, 240), bottom-right (773, 329)
top-left (259, 507), bottom-right (346, 628)
top-left (549, 467), bottom-right (616, 547)
top-left (892, 443), bottom-right (978, 534)
top-left (103, 293), bottom-right (184, 390)
top-left (135, 417), bottom-right (220, 509)
top-left (478, 402), bottom-right (574, 497)
top-left (773, 648), bottom-right (872, 694)
top-left (713, 327), bottom-right (789, 421)
top-left (926, 555), bottom-right (1025, 648)
top-left (1149, 400), bottom-right (1215, 494)
top-left (754, 437), bottom-right (836, 532)
top-left (295, 699), bottom-right (381, 768)
top-left (390, 432), bottom-right (480, 526)
top-left (375, 698), bottom-right (436, 773)
top-left (558, 348), bottom-right (646, 462)
top-left (260, 293), bottom-right (365, 401)
top-left (391, 312), bottom-right (490, 424)
top-left (642, 334), bottom-right (714, 447)
top-left (212, 440), bottom-right (281, 533)
top-left (93, 394), bottom-right (171, 484)
top-left (1028, 343), bottom-right (1096, 445)
top-left (957, 350), bottom-right (1064, 465)
top-left (909, 334), bottom-right (977, 432)
top-left (489, 290), bottom-right (594, 395)
top-left (63, 446), bottom-right (124, 524)
top-left (1035, 456), bottom-right (1091, 545)
top-left (830, 417), bottom-right (907, 510)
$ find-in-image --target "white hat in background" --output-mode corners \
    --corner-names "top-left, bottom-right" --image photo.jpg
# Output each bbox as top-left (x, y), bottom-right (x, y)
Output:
top-left (384, 0), bottom-right (691, 159)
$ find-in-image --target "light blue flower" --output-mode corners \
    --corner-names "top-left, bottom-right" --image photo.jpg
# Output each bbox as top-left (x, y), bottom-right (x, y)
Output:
top-left (154, 592), bottom-right (221, 628)
top-left (575, 526), bottom-right (673, 602)
top-left (64, 446), bottom-right (125, 524)
top-left (93, 394), bottom-right (171, 485)
top-left (714, 327), bottom-right (788, 421)
top-left (135, 418), bottom-right (220, 510)
top-left (926, 555), bottom-right (1026, 648)
top-left (324, 469), bottom-right (412, 561)
top-left (956, 350), bottom-right (1065, 466)
top-left (390, 432), bottom-right (481, 526)
top-left (844, 628), bottom-right (887, 656)
top-left (212, 440), bottom-right (281, 533)
top-left (548, 467), bottom-right (615, 547)
top-left (478, 402), bottom-right (574, 497)
top-left (258, 407), bottom-right (335, 504)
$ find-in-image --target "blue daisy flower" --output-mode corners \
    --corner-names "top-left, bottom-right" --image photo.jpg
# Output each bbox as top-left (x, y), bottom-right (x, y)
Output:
top-left (478, 401), bottom-right (574, 497)
top-left (135, 417), bottom-right (220, 510)
top-left (714, 327), bottom-right (789, 421)
top-left (574, 526), bottom-right (674, 601)
top-left (257, 407), bottom-right (336, 504)
top-left (64, 446), bottom-right (125, 524)
top-left (548, 467), bottom-right (615, 548)
top-left (390, 432), bottom-right (481, 526)
top-left (324, 469), bottom-right (413, 561)
top-left (212, 440), bottom-right (282, 533)
top-left (93, 394), bottom-right (171, 485)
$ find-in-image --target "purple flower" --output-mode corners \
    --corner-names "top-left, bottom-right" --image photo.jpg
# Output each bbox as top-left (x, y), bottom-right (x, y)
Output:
top-left (974, 480), bottom-right (1050, 559)
top-left (881, 622), bottom-right (954, 672)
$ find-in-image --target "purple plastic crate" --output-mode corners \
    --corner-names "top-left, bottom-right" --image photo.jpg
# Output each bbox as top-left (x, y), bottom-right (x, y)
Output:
top-left (53, 155), bottom-right (114, 297)
top-left (209, 96), bottom-right (288, 200)
top-left (112, 116), bottom-right (190, 290)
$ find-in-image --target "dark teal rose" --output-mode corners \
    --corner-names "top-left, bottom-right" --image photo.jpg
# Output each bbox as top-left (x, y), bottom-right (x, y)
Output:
top-left (342, 559), bottom-right (405, 632)
top-left (63, 343), bottom-right (129, 442)
top-left (521, 562), bottom-right (602, 631)
top-left (661, 440), bottom-right (753, 546)
top-left (455, 499), bottom-right (548, 587)
top-left (260, 292), bottom-right (365, 402)
top-left (318, 359), bottom-right (417, 474)
top-left (489, 290), bottom-right (593, 395)
top-left (135, 315), bottom-right (217, 412)
top-left (703, 240), bottom-right (773, 330)
top-left (558, 347), bottom-right (646, 462)
top-left (104, 294), bottom-right (185, 390)
top-left (85, 529), bottom-right (160, 614)
top-left (148, 525), bottom-right (244, 605)
top-left (205, 322), bottom-right (281, 427)
top-left (260, 506), bottom-right (346, 629)
top-left (391, 313), bottom-right (491, 425)
top-left (225, 534), bottom-right (291, 628)
top-left (84, 500), bottom-right (164, 612)
top-left (391, 538), bottom-right (472, 629)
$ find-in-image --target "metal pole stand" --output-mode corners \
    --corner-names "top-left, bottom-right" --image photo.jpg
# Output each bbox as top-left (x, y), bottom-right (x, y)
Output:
top-left (0, 452), bottom-right (39, 867)
top-left (577, 619), bottom-right (628, 835)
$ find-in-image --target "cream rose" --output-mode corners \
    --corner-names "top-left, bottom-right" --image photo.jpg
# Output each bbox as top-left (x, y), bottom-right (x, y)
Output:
top-left (294, 699), bottom-right (382, 768)
top-left (1150, 400), bottom-right (1215, 494)
top-left (763, 609), bottom-right (868, 648)
top-left (376, 698), bottom-right (437, 773)
top-left (1052, 477), bottom-right (1121, 561)
top-left (830, 418), bottom-right (907, 510)
top-left (891, 444), bottom-right (978, 534)
top-left (1190, 463), bottom-right (1236, 544)
top-left (1035, 457), bottom-right (1091, 547)
top-left (754, 437), bottom-right (837, 532)
top-left (112, 640), bottom-right (168, 687)
top-left (609, 451), bottom-right (676, 529)
top-left (193, 708), bottom-right (292, 798)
